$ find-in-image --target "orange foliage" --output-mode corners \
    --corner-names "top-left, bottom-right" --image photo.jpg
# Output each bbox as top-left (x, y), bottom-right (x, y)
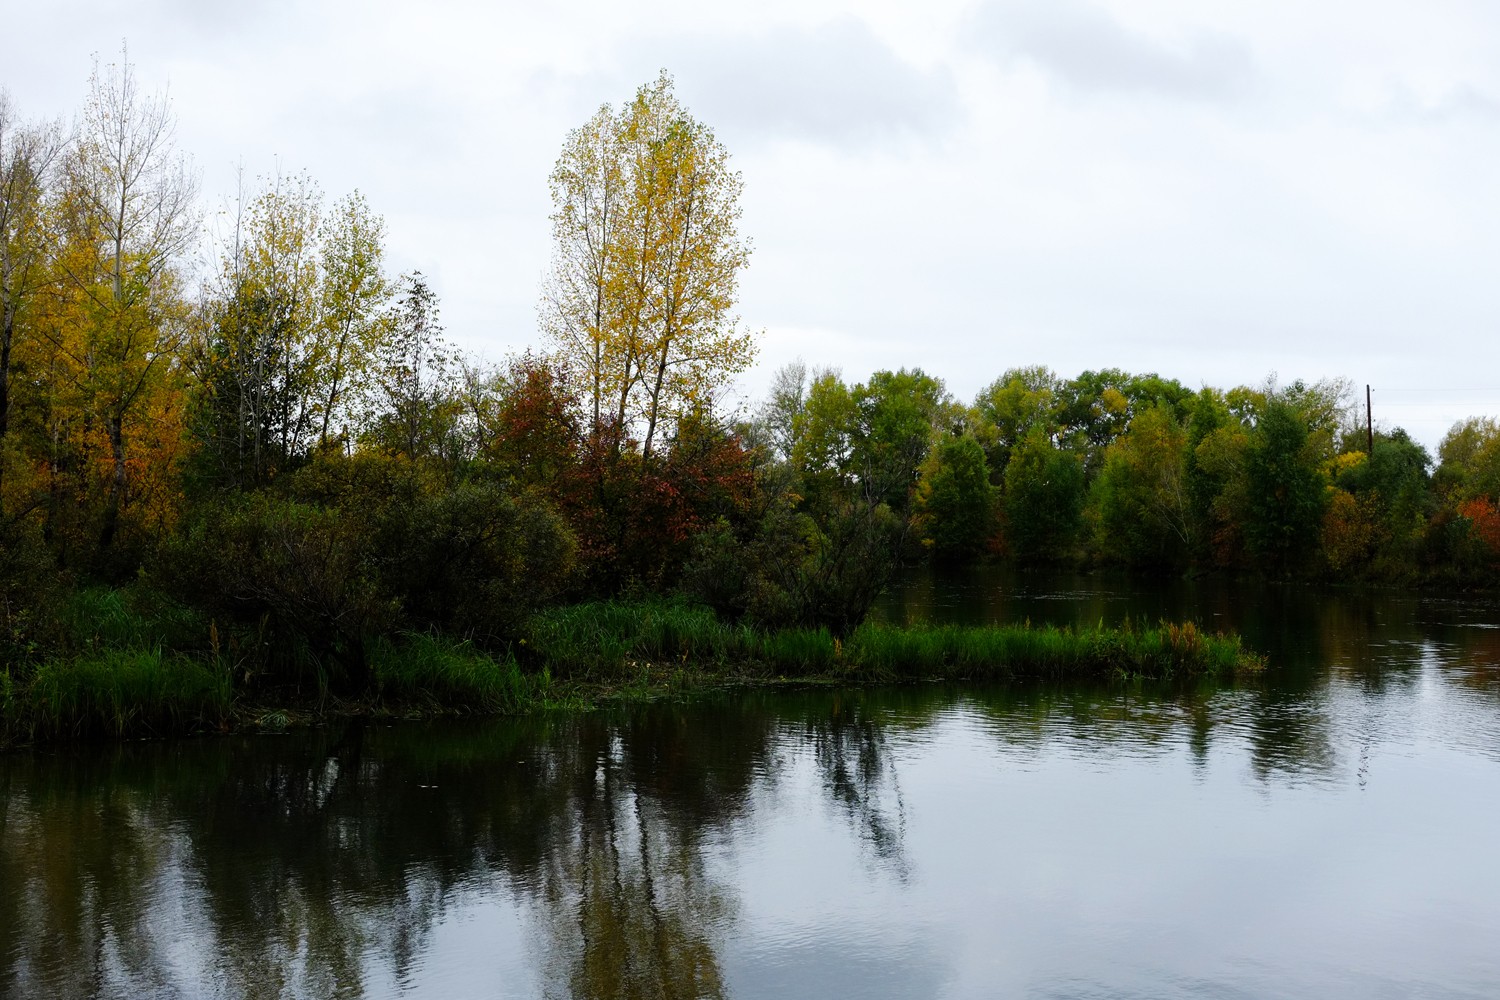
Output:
top-left (1459, 497), bottom-right (1500, 556)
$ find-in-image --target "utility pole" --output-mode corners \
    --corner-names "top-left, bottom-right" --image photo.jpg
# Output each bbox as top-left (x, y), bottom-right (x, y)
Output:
top-left (1366, 384), bottom-right (1374, 454)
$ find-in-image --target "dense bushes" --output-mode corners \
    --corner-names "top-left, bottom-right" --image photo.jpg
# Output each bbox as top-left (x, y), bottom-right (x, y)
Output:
top-left (160, 456), bottom-right (577, 694)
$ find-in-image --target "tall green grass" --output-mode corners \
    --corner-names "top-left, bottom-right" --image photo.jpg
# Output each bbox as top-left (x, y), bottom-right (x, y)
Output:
top-left (526, 600), bottom-right (753, 675)
top-left (372, 633), bottom-right (547, 713)
top-left (60, 587), bottom-right (211, 655)
top-left (526, 602), bottom-right (1261, 680)
top-left (2, 592), bottom-right (1260, 748)
top-left (846, 618), bottom-right (1259, 679)
top-left (24, 650), bottom-right (232, 740)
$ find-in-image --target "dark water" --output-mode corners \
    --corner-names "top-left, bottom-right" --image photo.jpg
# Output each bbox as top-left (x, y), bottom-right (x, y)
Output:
top-left (4, 572), bottom-right (1500, 999)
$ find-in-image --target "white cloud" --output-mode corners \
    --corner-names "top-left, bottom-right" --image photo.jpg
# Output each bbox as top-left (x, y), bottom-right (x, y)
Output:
top-left (968, 0), bottom-right (1256, 102)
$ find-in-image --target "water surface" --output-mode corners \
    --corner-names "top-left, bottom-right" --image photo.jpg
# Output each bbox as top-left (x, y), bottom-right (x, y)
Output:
top-left (4, 573), bottom-right (1499, 998)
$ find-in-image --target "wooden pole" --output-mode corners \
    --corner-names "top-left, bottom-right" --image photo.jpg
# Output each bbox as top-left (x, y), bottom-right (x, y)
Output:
top-left (1366, 384), bottom-right (1374, 454)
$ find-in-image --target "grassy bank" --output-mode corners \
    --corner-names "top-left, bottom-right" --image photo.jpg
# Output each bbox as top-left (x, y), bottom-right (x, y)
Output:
top-left (1, 594), bottom-right (1263, 749)
top-left (526, 600), bottom-right (1262, 681)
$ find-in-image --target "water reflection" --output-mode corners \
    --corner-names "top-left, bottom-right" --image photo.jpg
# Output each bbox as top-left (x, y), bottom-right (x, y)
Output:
top-left (0, 699), bottom-right (919, 999)
top-left (3, 576), bottom-right (1500, 997)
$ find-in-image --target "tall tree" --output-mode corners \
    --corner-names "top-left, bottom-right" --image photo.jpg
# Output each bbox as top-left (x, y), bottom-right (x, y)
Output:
top-left (315, 191), bottom-right (389, 448)
top-left (916, 434), bottom-right (995, 562)
top-left (0, 95), bottom-right (65, 506)
top-left (543, 103), bottom-right (624, 433)
top-left (191, 171), bottom-right (322, 486)
top-left (545, 72), bottom-right (755, 457)
top-left (53, 49), bottom-right (197, 547)
top-left (1090, 403), bottom-right (1193, 568)
top-left (1243, 395), bottom-right (1327, 574)
top-left (364, 271), bottom-right (457, 460)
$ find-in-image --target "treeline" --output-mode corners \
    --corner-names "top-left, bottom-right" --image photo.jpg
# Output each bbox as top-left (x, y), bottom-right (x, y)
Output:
top-left (2, 60), bottom-right (1497, 704)
top-left (742, 361), bottom-right (1500, 584)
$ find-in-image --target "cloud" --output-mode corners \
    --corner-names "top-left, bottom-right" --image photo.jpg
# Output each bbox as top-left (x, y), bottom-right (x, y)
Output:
top-left (969, 0), bottom-right (1255, 102)
top-left (682, 18), bottom-right (959, 147)
top-left (558, 17), bottom-right (960, 151)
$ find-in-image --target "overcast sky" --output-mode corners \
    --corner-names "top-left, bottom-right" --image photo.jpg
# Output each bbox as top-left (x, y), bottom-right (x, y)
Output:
top-left (7, 0), bottom-right (1500, 450)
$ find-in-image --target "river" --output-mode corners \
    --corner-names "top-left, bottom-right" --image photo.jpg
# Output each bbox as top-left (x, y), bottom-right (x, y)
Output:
top-left (3, 571), bottom-right (1499, 998)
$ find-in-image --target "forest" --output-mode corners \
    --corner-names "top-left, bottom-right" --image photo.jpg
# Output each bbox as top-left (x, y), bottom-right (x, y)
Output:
top-left (3, 60), bottom-right (1498, 736)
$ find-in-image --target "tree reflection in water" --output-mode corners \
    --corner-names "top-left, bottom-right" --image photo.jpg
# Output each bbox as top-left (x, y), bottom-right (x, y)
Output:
top-left (5, 601), bottom-right (1500, 1000)
top-left (0, 702), bottom-right (788, 999)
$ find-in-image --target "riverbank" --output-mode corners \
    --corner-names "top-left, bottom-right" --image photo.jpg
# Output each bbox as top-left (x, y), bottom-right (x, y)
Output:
top-left (0, 597), bottom-right (1263, 749)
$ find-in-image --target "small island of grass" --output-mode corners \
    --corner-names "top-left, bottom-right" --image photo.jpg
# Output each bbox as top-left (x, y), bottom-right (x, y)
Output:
top-left (1, 593), bottom-right (1262, 748)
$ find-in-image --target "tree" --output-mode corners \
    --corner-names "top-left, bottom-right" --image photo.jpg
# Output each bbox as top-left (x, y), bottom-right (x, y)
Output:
top-left (364, 271), bottom-right (459, 461)
top-left (544, 71), bottom-right (755, 457)
top-left (1331, 429), bottom-right (1431, 574)
top-left (759, 359), bottom-right (809, 462)
top-left (1243, 395), bottom-right (1327, 574)
top-left (1435, 417), bottom-right (1500, 502)
top-left (1054, 369), bottom-right (1192, 478)
top-left (315, 191), bottom-right (390, 447)
top-left (544, 101), bottom-right (624, 435)
top-left (0, 93), bottom-right (64, 501)
top-left (850, 368), bottom-right (946, 513)
top-left (916, 434), bottom-right (995, 562)
top-left (479, 351), bottom-right (580, 489)
top-left (974, 365), bottom-right (1060, 474)
top-left (1090, 403), bottom-right (1192, 568)
top-left (1003, 427), bottom-right (1084, 563)
top-left (55, 48), bottom-right (198, 548)
top-left (192, 174), bottom-right (396, 489)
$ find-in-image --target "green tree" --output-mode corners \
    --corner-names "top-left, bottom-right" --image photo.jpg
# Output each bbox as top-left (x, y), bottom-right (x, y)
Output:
top-left (314, 191), bottom-right (390, 447)
top-left (1054, 369), bottom-right (1190, 471)
top-left (1332, 429), bottom-right (1431, 574)
top-left (1243, 396), bottom-right (1327, 573)
top-left (1003, 427), bottom-right (1084, 563)
top-left (363, 272), bottom-right (462, 461)
top-left (974, 365), bottom-right (1060, 474)
top-left (916, 434), bottom-right (995, 562)
top-left (849, 368), bottom-right (946, 512)
top-left (1090, 403), bottom-right (1192, 568)
top-left (1435, 417), bottom-right (1500, 502)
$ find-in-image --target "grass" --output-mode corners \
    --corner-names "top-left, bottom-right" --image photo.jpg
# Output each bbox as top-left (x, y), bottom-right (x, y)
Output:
top-left (60, 587), bottom-right (211, 655)
top-left (526, 599), bottom-right (754, 675)
top-left (844, 618), bottom-right (1260, 680)
top-left (2, 594), bottom-right (1262, 749)
top-left (526, 600), bottom-right (1263, 681)
top-left (23, 649), bottom-right (232, 740)
top-left (372, 633), bottom-right (549, 713)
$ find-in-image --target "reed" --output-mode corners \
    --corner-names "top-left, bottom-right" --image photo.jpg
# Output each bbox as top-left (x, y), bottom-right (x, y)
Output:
top-left (25, 650), bottom-right (232, 740)
top-left (372, 633), bottom-right (545, 713)
top-left (754, 627), bottom-right (838, 673)
top-left (526, 599), bottom-right (752, 675)
top-left (845, 618), bottom-right (1260, 679)
top-left (61, 587), bottom-right (210, 655)
top-left (524, 602), bottom-right (1261, 681)
top-left (2, 594), bottom-right (1260, 749)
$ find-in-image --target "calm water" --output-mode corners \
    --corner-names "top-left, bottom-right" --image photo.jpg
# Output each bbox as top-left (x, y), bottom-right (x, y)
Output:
top-left (4, 572), bottom-right (1500, 999)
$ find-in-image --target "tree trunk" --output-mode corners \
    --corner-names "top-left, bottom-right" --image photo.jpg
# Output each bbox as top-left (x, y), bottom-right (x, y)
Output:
top-left (99, 413), bottom-right (127, 552)
top-left (0, 303), bottom-right (12, 499)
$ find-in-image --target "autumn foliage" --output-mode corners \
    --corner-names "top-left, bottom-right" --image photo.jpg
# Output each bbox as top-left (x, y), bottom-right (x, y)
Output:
top-left (6, 54), bottom-right (1500, 703)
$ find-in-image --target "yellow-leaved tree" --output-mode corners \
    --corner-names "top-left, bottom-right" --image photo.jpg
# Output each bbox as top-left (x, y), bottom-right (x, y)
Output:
top-left (50, 48), bottom-right (198, 552)
top-left (543, 71), bottom-right (755, 459)
top-left (0, 93), bottom-right (64, 504)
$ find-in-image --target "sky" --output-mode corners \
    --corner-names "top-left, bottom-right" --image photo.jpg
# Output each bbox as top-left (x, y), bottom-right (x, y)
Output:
top-left (7, 0), bottom-right (1500, 451)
